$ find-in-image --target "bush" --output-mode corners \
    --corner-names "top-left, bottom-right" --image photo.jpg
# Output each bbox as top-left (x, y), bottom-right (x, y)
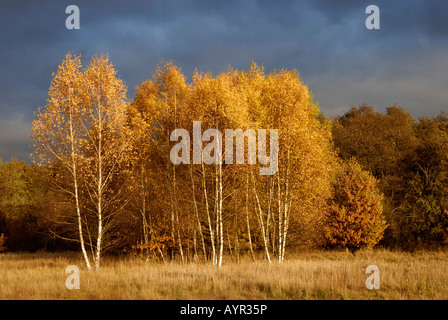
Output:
top-left (324, 159), bottom-right (387, 250)
top-left (0, 233), bottom-right (7, 253)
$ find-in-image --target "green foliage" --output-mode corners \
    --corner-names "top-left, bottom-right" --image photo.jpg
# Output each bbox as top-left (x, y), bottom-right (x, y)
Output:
top-left (0, 159), bottom-right (51, 251)
top-left (392, 114), bottom-right (448, 246)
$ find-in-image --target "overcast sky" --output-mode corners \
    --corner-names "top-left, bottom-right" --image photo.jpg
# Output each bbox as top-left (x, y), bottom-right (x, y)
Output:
top-left (1, 0), bottom-right (447, 162)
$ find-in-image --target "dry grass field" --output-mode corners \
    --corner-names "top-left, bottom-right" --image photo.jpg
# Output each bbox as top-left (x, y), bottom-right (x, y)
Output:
top-left (1, 248), bottom-right (448, 300)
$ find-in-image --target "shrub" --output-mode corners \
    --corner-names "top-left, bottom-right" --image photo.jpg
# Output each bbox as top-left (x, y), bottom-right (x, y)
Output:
top-left (324, 159), bottom-right (387, 250)
top-left (0, 233), bottom-right (7, 253)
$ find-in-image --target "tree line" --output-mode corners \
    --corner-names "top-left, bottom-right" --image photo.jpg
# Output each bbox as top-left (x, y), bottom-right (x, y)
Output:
top-left (0, 53), bottom-right (446, 269)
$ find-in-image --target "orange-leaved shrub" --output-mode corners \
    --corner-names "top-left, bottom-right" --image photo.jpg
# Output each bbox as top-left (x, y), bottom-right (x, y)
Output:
top-left (324, 159), bottom-right (387, 250)
top-left (0, 233), bottom-right (7, 253)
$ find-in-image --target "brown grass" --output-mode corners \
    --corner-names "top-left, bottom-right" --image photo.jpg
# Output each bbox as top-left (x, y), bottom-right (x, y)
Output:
top-left (1, 248), bottom-right (448, 299)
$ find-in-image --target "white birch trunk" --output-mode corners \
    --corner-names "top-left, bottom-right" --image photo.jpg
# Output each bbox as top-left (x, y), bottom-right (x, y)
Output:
top-left (252, 173), bottom-right (271, 263)
top-left (190, 165), bottom-right (207, 259)
top-left (278, 174), bottom-right (283, 263)
top-left (69, 110), bottom-right (92, 271)
top-left (217, 160), bottom-right (223, 267)
top-left (279, 150), bottom-right (290, 263)
top-left (202, 162), bottom-right (216, 264)
top-left (95, 108), bottom-right (103, 272)
top-left (245, 173), bottom-right (255, 261)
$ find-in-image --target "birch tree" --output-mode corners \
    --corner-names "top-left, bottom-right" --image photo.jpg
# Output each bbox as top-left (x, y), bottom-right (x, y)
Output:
top-left (245, 64), bottom-right (335, 262)
top-left (32, 53), bottom-right (93, 270)
top-left (32, 53), bottom-right (129, 271)
top-left (128, 61), bottom-right (335, 265)
top-left (81, 54), bottom-right (129, 271)
top-left (129, 62), bottom-right (190, 262)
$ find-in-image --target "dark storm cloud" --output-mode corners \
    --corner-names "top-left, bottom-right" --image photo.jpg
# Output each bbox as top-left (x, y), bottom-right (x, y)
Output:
top-left (1, 0), bottom-right (448, 161)
top-left (308, 0), bottom-right (448, 39)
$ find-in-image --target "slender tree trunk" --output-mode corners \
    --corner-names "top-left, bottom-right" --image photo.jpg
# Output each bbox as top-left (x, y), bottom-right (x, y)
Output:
top-left (149, 225), bottom-right (167, 264)
top-left (95, 109), bottom-right (103, 272)
top-left (141, 198), bottom-right (150, 262)
top-left (213, 131), bottom-right (224, 268)
top-left (142, 215), bottom-right (150, 262)
top-left (190, 164), bottom-right (207, 260)
top-left (281, 198), bottom-right (291, 262)
top-left (186, 223), bottom-right (190, 263)
top-left (139, 164), bottom-right (151, 262)
top-left (245, 173), bottom-right (255, 261)
top-left (214, 164), bottom-right (219, 266)
top-left (193, 227), bottom-right (198, 261)
top-left (278, 173), bottom-right (283, 263)
top-left (172, 93), bottom-right (184, 263)
top-left (234, 196), bottom-right (240, 263)
top-left (252, 173), bottom-right (271, 263)
top-left (74, 170), bottom-right (92, 271)
top-left (167, 127), bottom-right (176, 260)
top-left (169, 185), bottom-right (175, 260)
top-left (266, 176), bottom-right (274, 256)
top-left (69, 111), bottom-right (92, 271)
top-left (173, 164), bottom-right (184, 263)
top-left (227, 229), bottom-right (233, 261)
top-left (218, 160), bottom-right (224, 267)
top-left (202, 162), bottom-right (216, 264)
top-left (282, 150), bottom-right (291, 263)
top-left (175, 196), bottom-right (185, 263)
top-left (278, 149), bottom-right (290, 263)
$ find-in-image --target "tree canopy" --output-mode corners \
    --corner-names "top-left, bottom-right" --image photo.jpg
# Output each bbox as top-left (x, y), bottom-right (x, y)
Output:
top-left (1, 53), bottom-right (442, 262)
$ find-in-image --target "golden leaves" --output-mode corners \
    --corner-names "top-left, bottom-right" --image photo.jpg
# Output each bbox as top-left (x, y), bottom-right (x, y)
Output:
top-left (324, 159), bottom-right (387, 249)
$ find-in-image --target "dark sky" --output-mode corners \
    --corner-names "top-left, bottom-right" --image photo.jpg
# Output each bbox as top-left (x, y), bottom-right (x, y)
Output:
top-left (1, 0), bottom-right (448, 162)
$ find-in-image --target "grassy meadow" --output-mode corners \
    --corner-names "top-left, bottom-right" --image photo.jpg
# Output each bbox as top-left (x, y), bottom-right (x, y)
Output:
top-left (1, 248), bottom-right (448, 300)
